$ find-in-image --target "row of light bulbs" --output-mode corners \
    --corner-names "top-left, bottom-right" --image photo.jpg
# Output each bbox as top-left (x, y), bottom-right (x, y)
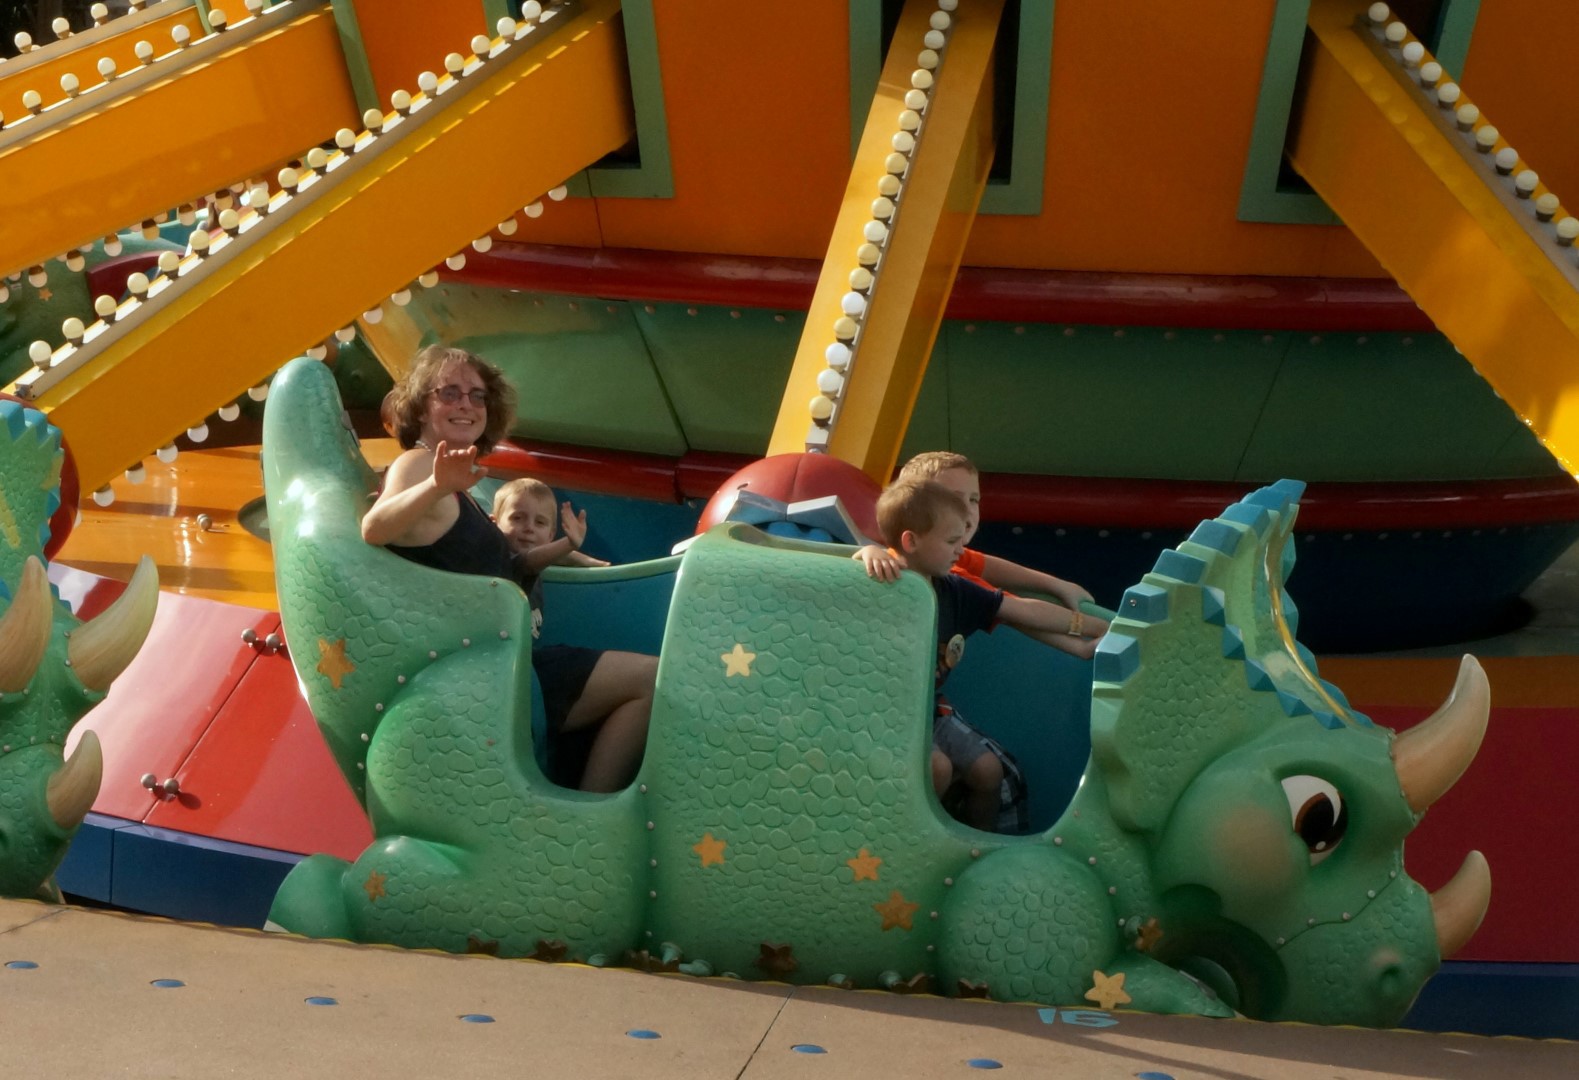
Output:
top-left (1363, 4), bottom-right (1576, 253)
top-left (1, 2), bottom-right (278, 132)
top-left (53, 3), bottom-right (566, 504)
top-left (806, 0), bottom-right (961, 447)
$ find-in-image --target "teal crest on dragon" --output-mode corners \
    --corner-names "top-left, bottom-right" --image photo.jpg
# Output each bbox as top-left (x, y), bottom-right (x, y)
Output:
top-left (0, 400), bottom-right (157, 899)
top-left (264, 358), bottom-right (1490, 1026)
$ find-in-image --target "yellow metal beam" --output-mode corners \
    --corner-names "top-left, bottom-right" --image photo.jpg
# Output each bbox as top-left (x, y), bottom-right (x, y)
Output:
top-left (767, 0), bottom-right (1003, 483)
top-left (0, 5), bottom-right (358, 277)
top-left (13, 0), bottom-right (633, 491)
top-left (1291, 0), bottom-right (1579, 476)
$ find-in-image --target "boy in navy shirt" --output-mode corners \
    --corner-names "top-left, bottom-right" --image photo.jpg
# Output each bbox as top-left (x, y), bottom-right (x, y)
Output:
top-left (875, 479), bottom-right (1106, 830)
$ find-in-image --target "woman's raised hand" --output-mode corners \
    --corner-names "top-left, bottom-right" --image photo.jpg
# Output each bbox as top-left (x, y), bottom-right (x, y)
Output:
top-left (431, 440), bottom-right (485, 494)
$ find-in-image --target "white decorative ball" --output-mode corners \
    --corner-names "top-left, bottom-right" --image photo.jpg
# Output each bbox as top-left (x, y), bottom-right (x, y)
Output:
top-left (1401, 41), bottom-right (1424, 65)
top-left (391, 89), bottom-right (412, 112)
top-left (97, 57), bottom-right (116, 79)
top-left (471, 35), bottom-right (492, 56)
top-left (335, 326), bottom-right (357, 342)
top-left (418, 71), bottom-right (438, 94)
top-left (62, 316), bottom-right (85, 339)
top-left (816, 368), bottom-right (844, 395)
top-left (218, 403), bottom-right (241, 422)
top-left (91, 487), bottom-right (115, 507)
top-left (29, 341), bottom-right (52, 366)
top-left (885, 152), bottom-right (908, 175)
top-left (892, 130), bottom-right (915, 154)
top-left (930, 12), bottom-right (951, 31)
top-left (872, 197), bottom-right (896, 220)
top-left (841, 291), bottom-right (867, 317)
top-left (127, 272), bottom-right (150, 294)
top-left (363, 107), bottom-right (385, 129)
top-left (924, 30), bottom-right (946, 50)
top-left (363, 306), bottom-right (384, 324)
top-left (1384, 22), bottom-right (1406, 44)
top-left (1367, 4), bottom-right (1390, 23)
top-left (95, 295), bottom-right (118, 318)
top-left (157, 251), bottom-right (180, 273)
top-left (911, 69), bottom-right (934, 91)
top-left (863, 220), bottom-right (890, 244)
top-left (391, 289), bottom-right (412, 306)
top-left (548, 185), bottom-right (569, 201)
top-left (187, 424), bottom-right (210, 443)
top-left (877, 174), bottom-right (902, 197)
top-left (524, 201), bottom-right (545, 218)
top-left (899, 109), bottom-right (921, 131)
top-left (446, 253), bottom-right (467, 270)
top-left (156, 445), bottom-right (179, 464)
top-left (1436, 82), bottom-right (1460, 105)
top-left (1495, 147), bottom-right (1519, 171)
top-left (444, 53), bottom-right (465, 74)
top-left (917, 49), bottom-right (939, 70)
top-left (1515, 170), bottom-right (1539, 194)
top-left (825, 343), bottom-right (852, 370)
top-left (247, 384), bottom-right (269, 401)
top-left (904, 89), bottom-right (928, 111)
top-left (473, 235), bottom-right (494, 253)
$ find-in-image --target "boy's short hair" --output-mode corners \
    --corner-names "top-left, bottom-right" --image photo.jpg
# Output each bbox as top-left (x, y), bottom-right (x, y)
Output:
top-left (387, 345), bottom-right (516, 455)
top-left (898, 451), bottom-right (977, 482)
top-left (492, 477), bottom-right (555, 518)
top-left (876, 479), bottom-right (969, 548)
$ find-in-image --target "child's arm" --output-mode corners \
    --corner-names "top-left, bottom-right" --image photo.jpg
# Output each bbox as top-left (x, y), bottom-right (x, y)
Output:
top-left (561, 550), bottom-right (611, 568)
top-left (995, 594), bottom-right (1109, 660)
top-left (853, 544), bottom-right (904, 582)
top-left (518, 501), bottom-right (593, 573)
top-left (979, 554), bottom-right (1094, 611)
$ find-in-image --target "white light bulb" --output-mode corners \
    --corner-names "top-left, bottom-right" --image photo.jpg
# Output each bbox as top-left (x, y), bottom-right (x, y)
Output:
top-left (1436, 82), bottom-right (1460, 105)
top-left (884, 152), bottom-right (908, 175)
top-left (156, 444), bottom-right (179, 463)
top-left (1515, 170), bottom-right (1539, 195)
top-left (29, 341), bottom-right (52, 367)
top-left (1475, 125), bottom-right (1499, 150)
top-left (157, 251), bottom-right (180, 273)
top-left (134, 40), bottom-right (153, 62)
top-left (1495, 147), bottom-right (1519, 172)
top-left (391, 289), bottom-right (412, 306)
top-left (498, 217), bottom-right (518, 236)
top-left (877, 174), bottom-right (902, 197)
top-left (841, 291), bottom-right (867, 317)
top-left (218, 403), bottom-right (241, 421)
top-left (445, 253), bottom-right (467, 270)
top-left (871, 197), bottom-right (895, 220)
top-left (172, 25), bottom-right (191, 45)
top-left (898, 109), bottom-right (921, 131)
top-left (335, 326), bottom-right (357, 342)
top-left (126, 464), bottom-right (146, 484)
top-left (917, 49), bottom-right (939, 70)
top-left (809, 396), bottom-right (834, 421)
top-left (62, 317), bottom-right (85, 341)
top-left (335, 128), bottom-right (357, 150)
top-left (363, 307), bottom-right (384, 324)
top-left (97, 57), bottom-right (116, 79)
top-left (472, 235), bottom-right (493, 253)
top-left (850, 267), bottom-right (874, 291)
top-left (1419, 61), bottom-right (1441, 84)
top-left (863, 221), bottom-right (890, 244)
top-left (444, 53), bottom-right (465, 74)
top-left (833, 317), bottom-right (857, 340)
top-left (524, 201), bottom-right (545, 218)
top-left (471, 35), bottom-right (492, 57)
top-left (128, 272), bottom-right (150, 294)
top-left (247, 384), bottom-right (269, 401)
top-left (825, 343), bottom-right (852, 370)
top-left (548, 185), bottom-right (569, 201)
top-left (816, 369), bottom-right (844, 395)
top-left (892, 131), bottom-right (915, 154)
top-left (1367, 3), bottom-right (1390, 23)
top-left (497, 17), bottom-right (518, 37)
top-left (856, 243), bottom-right (881, 265)
top-left (91, 487), bottom-right (115, 507)
top-left (187, 423), bottom-right (210, 443)
top-left (363, 107), bottom-right (385, 130)
top-left (418, 71), bottom-right (438, 94)
top-left (391, 89), bottom-right (412, 113)
top-left (1401, 41), bottom-right (1424, 66)
top-left (923, 30), bottom-right (945, 50)
top-left (418, 271), bottom-right (440, 288)
top-left (1384, 22), bottom-right (1406, 44)
top-left (929, 12), bottom-right (951, 31)
top-left (911, 69), bottom-right (934, 91)
top-left (95, 294), bottom-right (118, 318)
top-left (904, 89), bottom-right (928, 111)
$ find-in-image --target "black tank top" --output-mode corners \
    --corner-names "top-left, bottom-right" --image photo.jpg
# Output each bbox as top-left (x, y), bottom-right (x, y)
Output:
top-left (387, 493), bottom-right (521, 583)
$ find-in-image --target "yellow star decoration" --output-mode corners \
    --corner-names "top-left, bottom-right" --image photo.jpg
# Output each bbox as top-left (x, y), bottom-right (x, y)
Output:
top-left (316, 637), bottom-right (355, 690)
top-left (873, 890), bottom-right (920, 932)
top-left (1135, 917), bottom-right (1163, 953)
top-left (1085, 969), bottom-right (1132, 1010)
top-left (693, 832), bottom-right (727, 867)
top-left (363, 870), bottom-right (387, 902)
top-left (721, 643), bottom-right (756, 677)
top-left (846, 848), bottom-right (882, 882)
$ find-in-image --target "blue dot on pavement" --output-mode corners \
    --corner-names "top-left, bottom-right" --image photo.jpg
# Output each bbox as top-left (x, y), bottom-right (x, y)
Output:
top-left (5, 961), bottom-right (38, 970)
top-left (305, 996), bottom-right (338, 1006)
top-left (459, 1014), bottom-right (495, 1023)
top-left (966, 1060), bottom-right (1003, 1070)
top-left (792, 1044), bottom-right (827, 1054)
top-left (627, 1029), bottom-right (662, 1040)
top-left (150, 979), bottom-right (185, 988)
top-left (1137, 1073), bottom-right (1176, 1080)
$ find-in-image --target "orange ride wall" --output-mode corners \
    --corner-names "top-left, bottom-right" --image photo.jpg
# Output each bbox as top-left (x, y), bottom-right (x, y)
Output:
top-left (1460, 3), bottom-right (1579, 208)
top-left (350, 0), bottom-right (492, 111)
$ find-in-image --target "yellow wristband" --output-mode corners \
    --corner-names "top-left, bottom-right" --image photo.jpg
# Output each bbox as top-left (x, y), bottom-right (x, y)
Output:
top-left (1067, 610), bottom-right (1084, 637)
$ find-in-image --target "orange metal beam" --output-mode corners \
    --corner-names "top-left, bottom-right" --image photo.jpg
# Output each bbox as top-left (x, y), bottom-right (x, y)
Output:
top-left (1291, 0), bottom-right (1579, 476)
top-left (12, 0), bottom-right (632, 492)
top-left (0, 1), bottom-right (208, 125)
top-left (0, 5), bottom-right (358, 278)
top-left (767, 0), bottom-right (1003, 483)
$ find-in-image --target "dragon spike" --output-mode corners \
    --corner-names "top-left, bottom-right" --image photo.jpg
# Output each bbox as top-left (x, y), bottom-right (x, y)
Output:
top-left (1392, 655), bottom-right (1489, 814)
top-left (0, 557), bottom-right (53, 692)
top-left (46, 730), bottom-right (103, 829)
top-left (68, 555), bottom-right (159, 691)
top-left (1430, 850), bottom-right (1491, 959)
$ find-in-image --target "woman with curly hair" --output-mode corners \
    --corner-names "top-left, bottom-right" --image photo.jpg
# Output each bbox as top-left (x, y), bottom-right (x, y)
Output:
top-left (363, 345), bottom-right (652, 792)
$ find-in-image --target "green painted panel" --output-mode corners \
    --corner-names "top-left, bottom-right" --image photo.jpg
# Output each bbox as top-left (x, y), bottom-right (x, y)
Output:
top-left (584, 0), bottom-right (674, 199)
top-left (443, 293), bottom-right (687, 456)
top-left (1236, 331), bottom-right (1555, 481)
top-left (941, 323), bottom-right (1285, 479)
top-left (896, 335), bottom-right (953, 464)
top-left (635, 303), bottom-right (800, 455)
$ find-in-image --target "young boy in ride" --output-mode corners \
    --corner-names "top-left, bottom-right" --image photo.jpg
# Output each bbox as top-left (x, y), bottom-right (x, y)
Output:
top-left (857, 451), bottom-right (1095, 614)
top-left (492, 478), bottom-right (611, 575)
top-left (875, 478), bottom-right (1107, 831)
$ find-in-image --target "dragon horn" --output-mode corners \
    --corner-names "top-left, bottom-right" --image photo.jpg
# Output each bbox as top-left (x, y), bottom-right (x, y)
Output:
top-left (1431, 850), bottom-right (1491, 959)
top-left (1392, 654), bottom-right (1488, 814)
top-left (0, 557), bottom-right (53, 692)
top-left (46, 730), bottom-right (103, 830)
top-left (68, 555), bottom-right (159, 691)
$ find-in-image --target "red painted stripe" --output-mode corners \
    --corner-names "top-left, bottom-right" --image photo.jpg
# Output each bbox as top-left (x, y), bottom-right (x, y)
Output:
top-left (455, 243), bottom-right (1435, 332)
top-left (483, 439), bottom-right (1579, 530)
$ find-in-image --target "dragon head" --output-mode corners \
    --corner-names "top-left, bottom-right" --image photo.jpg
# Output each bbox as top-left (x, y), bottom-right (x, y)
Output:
top-left (1088, 480), bottom-right (1489, 1026)
top-left (0, 400), bottom-right (158, 898)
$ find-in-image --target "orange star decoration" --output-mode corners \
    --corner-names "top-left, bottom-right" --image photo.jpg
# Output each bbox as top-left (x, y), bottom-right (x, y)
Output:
top-left (873, 890), bottom-right (920, 932)
top-left (363, 870), bottom-right (387, 902)
top-left (721, 643), bottom-right (756, 677)
top-left (316, 637), bottom-right (355, 690)
top-left (846, 848), bottom-right (882, 882)
top-left (693, 832), bottom-right (727, 867)
top-left (1135, 917), bottom-right (1163, 953)
top-left (1085, 969), bottom-right (1132, 1010)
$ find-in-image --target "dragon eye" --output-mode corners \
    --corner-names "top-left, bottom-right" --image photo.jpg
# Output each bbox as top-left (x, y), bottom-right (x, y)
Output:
top-left (1281, 775), bottom-right (1348, 865)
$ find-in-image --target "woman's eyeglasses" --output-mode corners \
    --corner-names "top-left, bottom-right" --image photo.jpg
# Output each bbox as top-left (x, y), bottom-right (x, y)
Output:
top-left (431, 385), bottom-right (488, 406)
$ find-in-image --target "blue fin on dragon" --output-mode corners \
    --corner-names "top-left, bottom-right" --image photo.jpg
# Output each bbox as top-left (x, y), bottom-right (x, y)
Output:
top-left (263, 357), bottom-right (1490, 1027)
top-left (0, 399), bottom-right (158, 899)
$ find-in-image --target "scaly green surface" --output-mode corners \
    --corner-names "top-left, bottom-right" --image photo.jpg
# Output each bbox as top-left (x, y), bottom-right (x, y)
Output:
top-left (265, 357), bottom-right (1460, 1025)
